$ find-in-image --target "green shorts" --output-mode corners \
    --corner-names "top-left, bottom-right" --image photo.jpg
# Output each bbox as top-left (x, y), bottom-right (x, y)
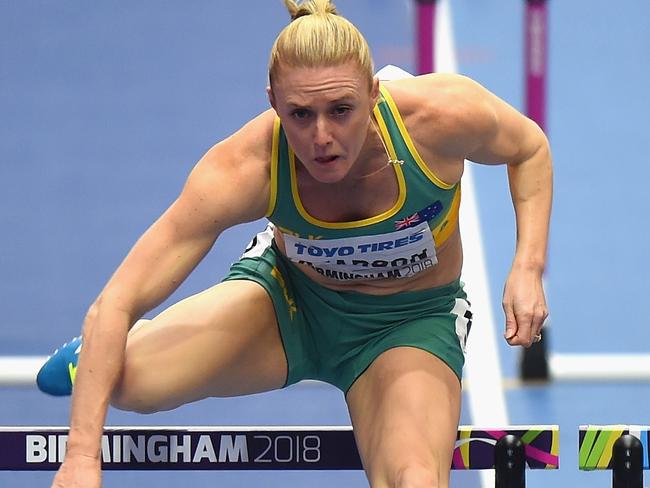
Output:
top-left (223, 229), bottom-right (471, 394)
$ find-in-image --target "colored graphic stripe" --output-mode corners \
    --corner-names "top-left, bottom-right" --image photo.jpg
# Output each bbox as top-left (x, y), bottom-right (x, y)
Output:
top-left (453, 427), bottom-right (559, 469)
top-left (483, 429), bottom-right (558, 467)
top-left (460, 429), bottom-right (471, 468)
top-left (524, 443), bottom-right (559, 467)
top-left (486, 429), bottom-right (559, 468)
top-left (579, 426), bottom-right (650, 470)
top-left (585, 429), bottom-right (615, 468)
top-left (452, 444), bottom-right (465, 469)
top-left (598, 429), bottom-right (624, 468)
top-left (453, 437), bottom-right (497, 469)
top-left (520, 428), bottom-right (560, 467)
top-left (521, 429), bottom-right (543, 444)
top-left (579, 428), bottom-right (598, 468)
top-left (550, 428), bottom-right (560, 468)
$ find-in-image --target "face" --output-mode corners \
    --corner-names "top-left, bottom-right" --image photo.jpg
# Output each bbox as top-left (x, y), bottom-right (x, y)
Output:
top-left (268, 61), bottom-right (379, 184)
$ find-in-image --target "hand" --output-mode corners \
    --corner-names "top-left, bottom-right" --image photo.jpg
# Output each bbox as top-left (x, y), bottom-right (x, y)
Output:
top-left (51, 453), bottom-right (101, 488)
top-left (502, 266), bottom-right (548, 347)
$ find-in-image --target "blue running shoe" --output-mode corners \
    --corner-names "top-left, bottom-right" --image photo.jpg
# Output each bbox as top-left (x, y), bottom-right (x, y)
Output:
top-left (36, 336), bottom-right (82, 396)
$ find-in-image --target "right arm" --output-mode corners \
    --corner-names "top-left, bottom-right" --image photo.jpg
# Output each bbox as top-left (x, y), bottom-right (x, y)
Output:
top-left (56, 110), bottom-right (275, 485)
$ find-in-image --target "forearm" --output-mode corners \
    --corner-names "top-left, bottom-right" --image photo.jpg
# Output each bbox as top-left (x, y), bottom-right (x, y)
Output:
top-left (65, 303), bottom-right (133, 458)
top-left (507, 138), bottom-right (553, 274)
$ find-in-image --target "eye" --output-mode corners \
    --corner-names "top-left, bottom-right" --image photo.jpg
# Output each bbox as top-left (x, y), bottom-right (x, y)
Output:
top-left (332, 105), bottom-right (352, 117)
top-left (291, 108), bottom-right (312, 120)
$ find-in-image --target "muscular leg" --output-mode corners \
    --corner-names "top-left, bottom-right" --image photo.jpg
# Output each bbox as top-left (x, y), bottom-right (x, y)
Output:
top-left (111, 280), bottom-right (287, 414)
top-left (346, 347), bottom-right (461, 488)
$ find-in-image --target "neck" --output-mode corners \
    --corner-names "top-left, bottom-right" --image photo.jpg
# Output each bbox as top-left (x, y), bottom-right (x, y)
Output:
top-left (352, 114), bottom-right (403, 180)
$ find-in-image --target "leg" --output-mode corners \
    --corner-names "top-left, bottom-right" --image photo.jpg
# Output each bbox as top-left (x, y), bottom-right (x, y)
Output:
top-left (111, 279), bottom-right (287, 413)
top-left (346, 347), bottom-right (461, 488)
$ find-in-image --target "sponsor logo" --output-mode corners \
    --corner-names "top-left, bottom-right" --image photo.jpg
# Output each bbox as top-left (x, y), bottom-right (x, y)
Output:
top-left (282, 221), bottom-right (437, 281)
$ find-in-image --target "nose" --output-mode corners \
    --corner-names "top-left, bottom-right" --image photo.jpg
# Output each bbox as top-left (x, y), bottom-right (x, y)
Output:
top-left (313, 116), bottom-right (333, 147)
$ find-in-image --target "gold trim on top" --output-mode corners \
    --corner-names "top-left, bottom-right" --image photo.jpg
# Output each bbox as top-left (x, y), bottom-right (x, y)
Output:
top-left (379, 85), bottom-right (455, 190)
top-left (431, 185), bottom-right (461, 245)
top-left (287, 108), bottom-right (407, 229)
top-left (265, 117), bottom-right (281, 217)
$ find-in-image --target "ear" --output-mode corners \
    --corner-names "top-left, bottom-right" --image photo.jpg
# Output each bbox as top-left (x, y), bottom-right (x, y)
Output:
top-left (267, 86), bottom-right (277, 111)
top-left (370, 76), bottom-right (380, 108)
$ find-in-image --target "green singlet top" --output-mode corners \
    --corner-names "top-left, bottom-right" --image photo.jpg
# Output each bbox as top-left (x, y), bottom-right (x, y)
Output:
top-left (266, 85), bottom-right (461, 282)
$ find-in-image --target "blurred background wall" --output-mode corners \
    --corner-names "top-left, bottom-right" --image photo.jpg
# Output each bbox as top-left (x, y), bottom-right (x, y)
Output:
top-left (1, 1), bottom-right (648, 487)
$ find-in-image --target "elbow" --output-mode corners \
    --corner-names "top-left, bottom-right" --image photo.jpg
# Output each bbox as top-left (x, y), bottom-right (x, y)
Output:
top-left (538, 137), bottom-right (553, 177)
top-left (81, 292), bottom-right (138, 337)
top-left (514, 127), bottom-right (553, 171)
top-left (538, 130), bottom-right (552, 158)
top-left (81, 300), bottom-right (102, 337)
top-left (530, 119), bottom-right (552, 162)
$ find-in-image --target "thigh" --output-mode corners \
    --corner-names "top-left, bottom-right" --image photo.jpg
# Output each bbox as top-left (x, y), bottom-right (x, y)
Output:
top-left (112, 279), bottom-right (287, 413)
top-left (345, 347), bottom-right (461, 488)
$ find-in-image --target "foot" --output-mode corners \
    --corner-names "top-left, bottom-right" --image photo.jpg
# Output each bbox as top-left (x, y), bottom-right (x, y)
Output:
top-left (36, 336), bottom-right (82, 396)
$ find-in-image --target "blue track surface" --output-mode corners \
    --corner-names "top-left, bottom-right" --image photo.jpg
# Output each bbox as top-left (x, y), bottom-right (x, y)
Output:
top-left (1, 1), bottom-right (648, 486)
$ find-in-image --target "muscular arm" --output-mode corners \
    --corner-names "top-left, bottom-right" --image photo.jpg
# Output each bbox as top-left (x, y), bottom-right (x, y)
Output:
top-left (462, 80), bottom-right (552, 346)
top-left (407, 74), bottom-right (552, 346)
top-left (459, 76), bottom-right (552, 346)
top-left (65, 111), bottom-right (274, 459)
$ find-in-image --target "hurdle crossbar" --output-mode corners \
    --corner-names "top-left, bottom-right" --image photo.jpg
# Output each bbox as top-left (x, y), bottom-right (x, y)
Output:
top-left (579, 425), bottom-right (649, 470)
top-left (551, 354), bottom-right (650, 381)
top-left (0, 356), bottom-right (45, 386)
top-left (0, 425), bottom-right (558, 471)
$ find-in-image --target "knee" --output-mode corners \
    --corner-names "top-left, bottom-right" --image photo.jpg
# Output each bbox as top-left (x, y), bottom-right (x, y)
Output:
top-left (393, 462), bottom-right (444, 488)
top-left (111, 381), bottom-right (161, 415)
top-left (110, 358), bottom-right (167, 415)
top-left (111, 395), bottom-right (159, 415)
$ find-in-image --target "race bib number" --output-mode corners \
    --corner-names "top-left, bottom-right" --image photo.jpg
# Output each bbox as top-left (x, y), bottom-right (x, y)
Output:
top-left (282, 221), bottom-right (437, 281)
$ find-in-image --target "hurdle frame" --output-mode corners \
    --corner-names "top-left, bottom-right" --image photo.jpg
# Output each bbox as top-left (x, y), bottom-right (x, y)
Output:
top-left (0, 425), bottom-right (559, 482)
top-left (579, 425), bottom-right (648, 488)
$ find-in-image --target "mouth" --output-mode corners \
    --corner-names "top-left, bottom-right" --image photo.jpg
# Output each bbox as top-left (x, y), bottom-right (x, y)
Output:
top-left (314, 155), bottom-right (340, 164)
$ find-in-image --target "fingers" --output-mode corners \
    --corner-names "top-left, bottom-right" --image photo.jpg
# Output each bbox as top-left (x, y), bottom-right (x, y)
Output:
top-left (529, 303), bottom-right (549, 343)
top-left (503, 301), bottom-right (548, 348)
top-left (503, 301), bottom-right (518, 342)
top-left (502, 270), bottom-right (549, 348)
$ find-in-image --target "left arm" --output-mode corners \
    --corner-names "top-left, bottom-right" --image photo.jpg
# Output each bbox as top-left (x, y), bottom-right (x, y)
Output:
top-left (458, 76), bottom-right (553, 347)
top-left (402, 73), bottom-right (552, 346)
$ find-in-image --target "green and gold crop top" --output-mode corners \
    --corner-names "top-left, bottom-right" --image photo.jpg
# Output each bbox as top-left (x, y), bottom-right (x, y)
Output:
top-left (266, 85), bottom-right (460, 281)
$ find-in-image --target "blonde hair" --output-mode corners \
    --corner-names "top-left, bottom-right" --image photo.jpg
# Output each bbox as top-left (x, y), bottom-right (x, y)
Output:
top-left (269, 0), bottom-right (374, 88)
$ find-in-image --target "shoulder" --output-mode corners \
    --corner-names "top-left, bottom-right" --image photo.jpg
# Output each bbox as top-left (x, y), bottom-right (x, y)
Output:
top-left (201, 109), bottom-right (276, 179)
top-left (382, 74), bottom-right (498, 158)
top-left (182, 109), bottom-right (277, 225)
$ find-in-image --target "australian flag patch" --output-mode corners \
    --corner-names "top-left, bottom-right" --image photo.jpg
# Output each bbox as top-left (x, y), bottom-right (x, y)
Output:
top-left (394, 201), bottom-right (443, 230)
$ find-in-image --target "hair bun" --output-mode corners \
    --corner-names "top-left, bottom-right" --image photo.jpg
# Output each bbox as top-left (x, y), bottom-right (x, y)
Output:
top-left (284, 0), bottom-right (338, 21)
